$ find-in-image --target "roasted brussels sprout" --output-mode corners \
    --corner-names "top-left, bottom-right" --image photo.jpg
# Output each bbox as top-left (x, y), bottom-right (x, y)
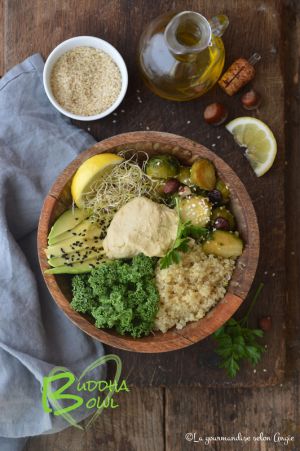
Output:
top-left (190, 159), bottom-right (216, 190)
top-left (146, 155), bottom-right (180, 179)
top-left (211, 206), bottom-right (235, 230)
top-left (177, 166), bottom-right (192, 186)
top-left (216, 179), bottom-right (230, 202)
top-left (180, 195), bottom-right (212, 227)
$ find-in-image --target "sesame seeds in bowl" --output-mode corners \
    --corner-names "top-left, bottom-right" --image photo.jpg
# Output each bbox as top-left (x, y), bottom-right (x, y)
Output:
top-left (43, 36), bottom-right (128, 121)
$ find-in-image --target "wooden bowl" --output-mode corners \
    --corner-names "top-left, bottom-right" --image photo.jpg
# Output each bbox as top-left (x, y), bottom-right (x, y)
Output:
top-left (38, 131), bottom-right (259, 353)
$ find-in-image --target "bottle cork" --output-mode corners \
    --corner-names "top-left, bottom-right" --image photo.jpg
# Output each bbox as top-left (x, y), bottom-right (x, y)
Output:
top-left (218, 53), bottom-right (261, 96)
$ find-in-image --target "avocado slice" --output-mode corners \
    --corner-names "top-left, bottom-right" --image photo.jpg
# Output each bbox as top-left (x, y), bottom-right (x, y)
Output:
top-left (45, 227), bottom-right (103, 259)
top-left (45, 258), bottom-right (102, 275)
top-left (202, 230), bottom-right (243, 258)
top-left (48, 218), bottom-right (95, 246)
top-left (48, 208), bottom-right (91, 244)
top-left (48, 248), bottom-right (106, 267)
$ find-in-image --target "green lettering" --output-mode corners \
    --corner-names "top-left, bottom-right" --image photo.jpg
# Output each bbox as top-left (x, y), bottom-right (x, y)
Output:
top-left (117, 380), bottom-right (130, 392)
top-left (42, 371), bottom-right (83, 416)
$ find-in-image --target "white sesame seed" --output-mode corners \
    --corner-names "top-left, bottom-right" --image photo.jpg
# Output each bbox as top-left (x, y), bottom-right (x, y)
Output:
top-left (272, 273), bottom-right (276, 277)
top-left (285, 161), bottom-right (288, 165)
top-left (146, 126), bottom-right (150, 130)
top-left (186, 120), bottom-right (191, 124)
top-left (263, 369), bottom-right (267, 372)
top-left (211, 143), bottom-right (216, 147)
top-left (253, 369), bottom-right (257, 373)
top-left (291, 251), bottom-right (295, 255)
top-left (51, 47), bottom-right (122, 116)
top-left (264, 271), bottom-right (268, 275)
top-left (87, 127), bottom-right (91, 132)
top-left (121, 109), bottom-right (125, 113)
top-left (112, 119), bottom-right (117, 124)
top-left (136, 89), bottom-right (140, 93)
top-left (217, 135), bottom-right (221, 139)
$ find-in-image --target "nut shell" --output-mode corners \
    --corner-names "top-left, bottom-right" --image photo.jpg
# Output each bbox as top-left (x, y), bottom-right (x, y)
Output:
top-left (241, 89), bottom-right (262, 110)
top-left (203, 103), bottom-right (228, 126)
top-left (259, 316), bottom-right (272, 332)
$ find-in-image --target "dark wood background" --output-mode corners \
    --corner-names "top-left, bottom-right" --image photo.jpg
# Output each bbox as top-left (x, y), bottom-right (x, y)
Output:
top-left (1, 0), bottom-right (299, 449)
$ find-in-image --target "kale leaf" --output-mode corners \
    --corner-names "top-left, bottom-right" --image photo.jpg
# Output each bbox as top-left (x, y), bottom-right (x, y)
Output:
top-left (71, 255), bottom-right (159, 338)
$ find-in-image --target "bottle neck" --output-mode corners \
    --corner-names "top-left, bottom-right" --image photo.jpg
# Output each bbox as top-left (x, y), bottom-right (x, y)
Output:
top-left (164, 11), bottom-right (212, 57)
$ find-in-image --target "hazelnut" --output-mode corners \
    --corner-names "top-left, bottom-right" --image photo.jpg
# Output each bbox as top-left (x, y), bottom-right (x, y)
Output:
top-left (259, 316), bottom-right (272, 332)
top-left (203, 102), bottom-right (228, 126)
top-left (241, 89), bottom-right (261, 110)
top-left (163, 178), bottom-right (180, 194)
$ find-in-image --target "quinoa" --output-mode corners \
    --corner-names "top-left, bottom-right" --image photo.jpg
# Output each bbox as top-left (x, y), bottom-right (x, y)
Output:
top-left (154, 244), bottom-right (235, 333)
top-left (50, 46), bottom-right (122, 116)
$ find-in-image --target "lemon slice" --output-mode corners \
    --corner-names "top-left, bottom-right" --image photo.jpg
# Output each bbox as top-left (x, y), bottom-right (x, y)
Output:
top-left (226, 117), bottom-right (277, 177)
top-left (71, 153), bottom-right (124, 207)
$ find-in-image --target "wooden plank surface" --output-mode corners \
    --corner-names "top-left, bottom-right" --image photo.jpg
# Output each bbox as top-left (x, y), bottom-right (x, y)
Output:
top-left (3, 0), bottom-right (285, 388)
top-left (3, 0), bottom-right (300, 450)
top-left (165, 378), bottom-right (300, 450)
top-left (25, 388), bottom-right (165, 451)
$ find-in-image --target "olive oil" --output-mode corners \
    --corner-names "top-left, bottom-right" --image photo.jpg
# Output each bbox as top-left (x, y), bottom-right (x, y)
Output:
top-left (138, 11), bottom-right (227, 101)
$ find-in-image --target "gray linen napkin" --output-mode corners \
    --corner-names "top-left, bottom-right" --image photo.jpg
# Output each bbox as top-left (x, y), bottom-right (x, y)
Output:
top-left (0, 54), bottom-right (106, 450)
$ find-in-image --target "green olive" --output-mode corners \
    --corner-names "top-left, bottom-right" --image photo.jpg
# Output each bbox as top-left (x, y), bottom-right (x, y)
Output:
top-left (211, 206), bottom-right (235, 230)
top-left (216, 179), bottom-right (230, 202)
top-left (145, 155), bottom-right (180, 179)
top-left (190, 159), bottom-right (216, 191)
top-left (177, 166), bottom-right (192, 186)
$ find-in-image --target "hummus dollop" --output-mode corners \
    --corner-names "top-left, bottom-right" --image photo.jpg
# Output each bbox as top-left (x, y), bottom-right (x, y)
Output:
top-left (103, 196), bottom-right (178, 259)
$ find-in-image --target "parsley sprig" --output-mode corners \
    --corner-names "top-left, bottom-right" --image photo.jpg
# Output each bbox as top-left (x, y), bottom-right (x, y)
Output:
top-left (213, 283), bottom-right (265, 378)
top-left (159, 197), bottom-right (209, 269)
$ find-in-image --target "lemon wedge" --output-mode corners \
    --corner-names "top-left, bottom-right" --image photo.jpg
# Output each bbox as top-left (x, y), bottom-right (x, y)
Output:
top-left (71, 153), bottom-right (124, 207)
top-left (226, 117), bottom-right (277, 177)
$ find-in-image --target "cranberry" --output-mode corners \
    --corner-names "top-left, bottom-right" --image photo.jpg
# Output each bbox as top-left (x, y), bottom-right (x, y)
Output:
top-left (208, 189), bottom-right (223, 205)
top-left (214, 217), bottom-right (230, 231)
top-left (163, 178), bottom-right (180, 194)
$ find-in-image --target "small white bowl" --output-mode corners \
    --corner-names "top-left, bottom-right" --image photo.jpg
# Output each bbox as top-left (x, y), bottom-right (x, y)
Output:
top-left (43, 36), bottom-right (128, 121)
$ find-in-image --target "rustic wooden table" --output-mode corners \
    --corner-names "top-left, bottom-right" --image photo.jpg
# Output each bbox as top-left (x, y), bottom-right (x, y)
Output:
top-left (1, 0), bottom-right (299, 449)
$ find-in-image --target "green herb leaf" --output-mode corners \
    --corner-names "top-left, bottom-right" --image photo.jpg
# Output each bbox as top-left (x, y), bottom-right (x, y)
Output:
top-left (160, 197), bottom-right (209, 269)
top-left (182, 223), bottom-right (210, 241)
top-left (213, 283), bottom-right (265, 378)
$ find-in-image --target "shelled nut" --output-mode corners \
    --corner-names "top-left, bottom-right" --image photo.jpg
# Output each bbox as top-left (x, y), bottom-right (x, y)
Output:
top-left (241, 89), bottom-right (262, 110)
top-left (203, 102), bottom-right (228, 125)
